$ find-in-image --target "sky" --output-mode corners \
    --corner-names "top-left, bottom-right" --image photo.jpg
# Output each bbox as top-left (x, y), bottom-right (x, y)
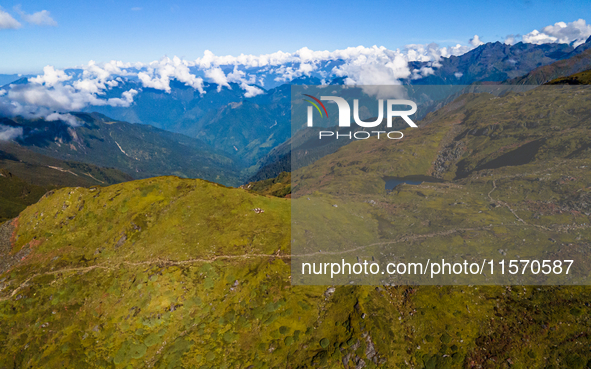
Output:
top-left (1, 0), bottom-right (591, 74)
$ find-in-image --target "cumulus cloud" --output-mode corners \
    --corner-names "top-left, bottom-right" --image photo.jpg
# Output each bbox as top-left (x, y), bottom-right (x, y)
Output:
top-left (404, 42), bottom-right (471, 62)
top-left (46, 112), bottom-right (81, 127)
top-left (272, 63), bottom-right (319, 83)
top-left (523, 19), bottom-right (591, 47)
top-left (138, 56), bottom-right (204, 93)
top-left (333, 48), bottom-right (411, 86)
top-left (14, 5), bottom-right (57, 26)
top-left (196, 45), bottom-right (434, 71)
top-left (524, 29), bottom-right (558, 44)
top-left (29, 65), bottom-right (72, 86)
top-left (240, 83), bottom-right (264, 98)
top-left (6, 84), bottom-right (137, 113)
top-left (0, 63), bottom-right (138, 123)
top-left (195, 49), bottom-right (294, 69)
top-left (0, 125), bottom-right (23, 141)
top-left (411, 66), bottom-right (435, 79)
top-left (470, 35), bottom-right (484, 47)
top-left (3, 18), bottom-right (591, 118)
top-left (194, 43), bottom-right (481, 87)
top-left (328, 49), bottom-right (413, 98)
top-left (223, 67), bottom-right (266, 97)
top-left (204, 67), bottom-right (231, 91)
top-left (226, 66), bottom-right (256, 85)
top-left (0, 8), bottom-right (21, 29)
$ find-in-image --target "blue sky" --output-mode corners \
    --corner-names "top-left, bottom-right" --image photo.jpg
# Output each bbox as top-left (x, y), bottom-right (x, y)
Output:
top-left (1, 0), bottom-right (590, 73)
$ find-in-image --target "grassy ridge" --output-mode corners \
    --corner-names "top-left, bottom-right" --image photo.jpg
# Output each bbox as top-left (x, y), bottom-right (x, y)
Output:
top-left (546, 69), bottom-right (591, 85)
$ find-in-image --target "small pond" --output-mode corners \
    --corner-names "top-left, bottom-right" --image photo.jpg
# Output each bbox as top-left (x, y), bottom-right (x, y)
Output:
top-left (384, 175), bottom-right (444, 191)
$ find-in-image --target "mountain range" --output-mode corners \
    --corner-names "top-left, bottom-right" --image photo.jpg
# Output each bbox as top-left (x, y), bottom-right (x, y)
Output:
top-left (3, 37), bottom-right (590, 177)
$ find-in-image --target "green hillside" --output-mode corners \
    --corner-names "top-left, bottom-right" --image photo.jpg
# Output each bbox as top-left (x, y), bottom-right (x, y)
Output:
top-left (546, 69), bottom-right (591, 85)
top-left (1, 175), bottom-right (590, 368)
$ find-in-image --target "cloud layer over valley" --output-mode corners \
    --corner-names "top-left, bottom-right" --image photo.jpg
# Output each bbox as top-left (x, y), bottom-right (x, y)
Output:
top-left (0, 18), bottom-right (589, 130)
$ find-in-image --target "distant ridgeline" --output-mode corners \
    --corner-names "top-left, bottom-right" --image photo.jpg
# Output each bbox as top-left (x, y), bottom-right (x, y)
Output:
top-left (1, 37), bottom-right (590, 190)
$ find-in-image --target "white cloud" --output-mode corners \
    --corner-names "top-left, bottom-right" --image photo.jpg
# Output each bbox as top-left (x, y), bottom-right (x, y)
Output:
top-left (240, 83), bottom-right (264, 98)
top-left (138, 56), bottom-right (204, 93)
top-left (1, 69), bottom-right (138, 124)
top-left (0, 8), bottom-right (21, 29)
top-left (454, 72), bottom-right (463, 78)
top-left (272, 63), bottom-right (318, 83)
top-left (224, 67), bottom-right (265, 97)
top-left (523, 19), bottom-right (591, 47)
top-left (73, 78), bottom-right (110, 94)
top-left (404, 42), bottom-right (471, 62)
top-left (29, 65), bottom-right (72, 87)
top-left (195, 43), bottom-right (479, 85)
top-left (3, 18), bottom-right (591, 118)
top-left (131, 7), bottom-right (142, 11)
top-left (226, 66), bottom-right (255, 85)
top-left (14, 6), bottom-right (57, 26)
top-left (46, 112), bottom-right (81, 127)
top-left (333, 49), bottom-right (411, 90)
top-left (117, 89), bottom-right (138, 105)
top-left (7, 84), bottom-right (136, 112)
top-left (195, 49), bottom-right (294, 69)
top-left (410, 65), bottom-right (437, 80)
top-left (204, 67), bottom-right (231, 91)
top-left (523, 29), bottom-right (558, 44)
top-left (504, 34), bottom-right (520, 45)
top-left (0, 125), bottom-right (23, 141)
top-left (470, 35), bottom-right (484, 47)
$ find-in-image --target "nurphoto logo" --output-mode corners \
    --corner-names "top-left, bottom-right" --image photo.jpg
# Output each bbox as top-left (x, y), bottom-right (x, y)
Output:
top-left (304, 94), bottom-right (418, 140)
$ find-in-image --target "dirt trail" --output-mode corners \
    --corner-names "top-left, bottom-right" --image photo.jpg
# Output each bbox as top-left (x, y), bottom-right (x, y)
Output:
top-left (0, 252), bottom-right (290, 302)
